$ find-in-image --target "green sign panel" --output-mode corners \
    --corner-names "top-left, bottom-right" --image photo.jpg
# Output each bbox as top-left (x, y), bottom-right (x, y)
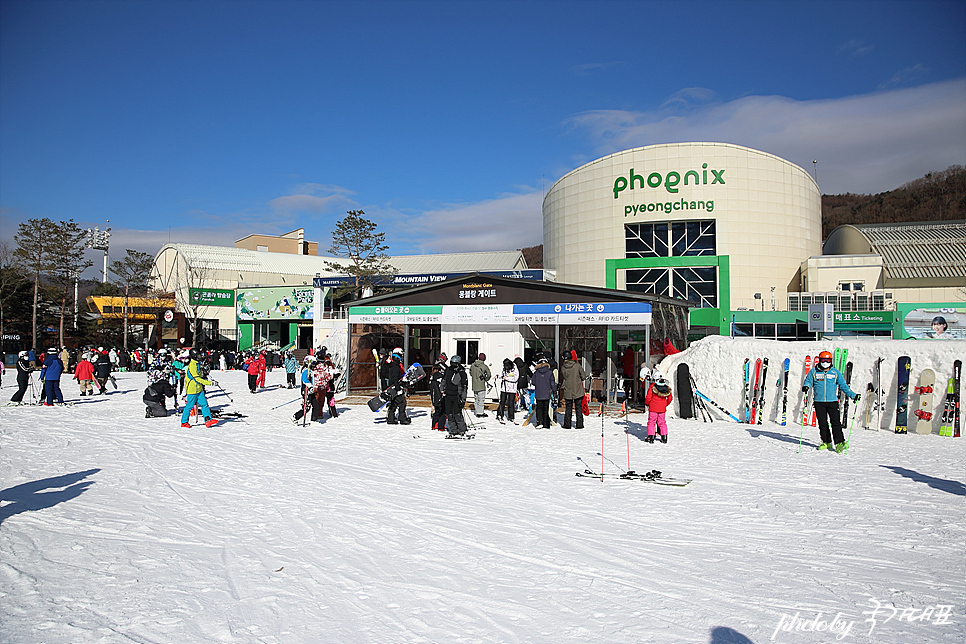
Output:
top-left (833, 311), bottom-right (891, 324)
top-left (189, 288), bottom-right (235, 307)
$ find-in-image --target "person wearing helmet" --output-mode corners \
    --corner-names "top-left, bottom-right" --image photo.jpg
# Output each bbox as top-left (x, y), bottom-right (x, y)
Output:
top-left (9, 351), bottom-right (33, 404)
top-left (380, 347), bottom-right (410, 425)
top-left (180, 349), bottom-right (217, 428)
top-left (803, 350), bottom-right (859, 452)
top-left (40, 347), bottom-right (65, 405)
top-left (292, 355), bottom-right (320, 424)
top-left (73, 351), bottom-right (96, 397)
top-left (443, 354), bottom-right (469, 436)
top-left (644, 376), bottom-right (674, 443)
top-left (560, 350), bottom-right (587, 429)
top-left (428, 353), bottom-right (449, 432)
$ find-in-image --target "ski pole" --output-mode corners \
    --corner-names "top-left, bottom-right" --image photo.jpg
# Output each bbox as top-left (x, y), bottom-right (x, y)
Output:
top-left (597, 451), bottom-right (627, 473)
top-left (271, 397), bottom-right (302, 410)
top-left (845, 394), bottom-right (861, 450)
top-left (798, 390), bottom-right (810, 453)
top-left (577, 456), bottom-right (602, 479)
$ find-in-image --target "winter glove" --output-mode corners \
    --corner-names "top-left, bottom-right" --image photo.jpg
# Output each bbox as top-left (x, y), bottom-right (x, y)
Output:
top-left (210, 380), bottom-right (219, 387)
top-left (853, 393), bottom-right (861, 402)
top-left (802, 386), bottom-right (809, 393)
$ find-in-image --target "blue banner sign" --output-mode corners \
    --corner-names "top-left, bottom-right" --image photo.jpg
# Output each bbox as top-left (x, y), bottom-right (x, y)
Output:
top-left (314, 269), bottom-right (545, 289)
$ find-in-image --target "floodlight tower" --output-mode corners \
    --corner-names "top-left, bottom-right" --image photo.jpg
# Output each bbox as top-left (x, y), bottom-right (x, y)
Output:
top-left (86, 222), bottom-right (112, 282)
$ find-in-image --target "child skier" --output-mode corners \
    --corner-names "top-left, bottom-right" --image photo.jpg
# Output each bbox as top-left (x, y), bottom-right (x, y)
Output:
top-left (644, 375), bottom-right (673, 443)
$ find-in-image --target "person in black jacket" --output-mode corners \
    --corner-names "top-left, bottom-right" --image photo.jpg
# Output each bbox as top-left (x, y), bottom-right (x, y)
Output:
top-left (9, 351), bottom-right (33, 403)
top-left (379, 347), bottom-right (410, 425)
top-left (93, 349), bottom-right (112, 394)
top-left (143, 377), bottom-right (177, 417)
top-left (428, 353), bottom-right (448, 432)
top-left (443, 355), bottom-right (469, 436)
top-left (514, 356), bottom-right (530, 412)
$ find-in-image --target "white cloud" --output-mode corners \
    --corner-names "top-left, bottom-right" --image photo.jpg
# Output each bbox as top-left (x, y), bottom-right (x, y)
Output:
top-left (566, 78), bottom-right (966, 194)
top-left (269, 184), bottom-right (356, 215)
top-left (877, 64), bottom-right (929, 89)
top-left (839, 39), bottom-right (874, 57)
top-left (392, 191), bottom-right (544, 255)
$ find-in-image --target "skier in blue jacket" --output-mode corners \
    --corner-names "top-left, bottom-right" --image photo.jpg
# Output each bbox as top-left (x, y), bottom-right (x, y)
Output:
top-left (40, 347), bottom-right (65, 405)
top-left (803, 350), bottom-right (859, 452)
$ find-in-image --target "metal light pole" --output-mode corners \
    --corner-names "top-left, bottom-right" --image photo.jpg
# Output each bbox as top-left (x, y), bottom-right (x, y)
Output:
top-left (86, 223), bottom-right (111, 282)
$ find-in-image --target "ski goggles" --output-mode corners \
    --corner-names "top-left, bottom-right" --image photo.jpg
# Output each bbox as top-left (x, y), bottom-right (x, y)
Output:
top-left (819, 360), bottom-right (832, 367)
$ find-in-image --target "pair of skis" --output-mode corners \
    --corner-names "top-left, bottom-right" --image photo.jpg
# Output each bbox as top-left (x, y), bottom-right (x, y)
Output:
top-left (938, 360), bottom-right (961, 437)
top-left (744, 358), bottom-right (769, 424)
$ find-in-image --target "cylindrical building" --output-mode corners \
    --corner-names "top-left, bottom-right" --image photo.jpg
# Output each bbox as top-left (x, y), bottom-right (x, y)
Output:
top-left (543, 142), bottom-right (822, 333)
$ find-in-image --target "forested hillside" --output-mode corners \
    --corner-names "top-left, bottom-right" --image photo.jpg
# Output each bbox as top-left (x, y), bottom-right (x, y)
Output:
top-left (822, 165), bottom-right (965, 238)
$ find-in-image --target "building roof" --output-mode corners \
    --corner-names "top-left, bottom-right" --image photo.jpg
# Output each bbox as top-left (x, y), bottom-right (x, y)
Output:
top-left (155, 244), bottom-right (527, 277)
top-left (823, 221), bottom-right (966, 281)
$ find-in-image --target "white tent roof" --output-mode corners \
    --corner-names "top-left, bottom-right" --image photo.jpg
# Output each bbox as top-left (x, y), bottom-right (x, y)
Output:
top-left (155, 244), bottom-right (527, 278)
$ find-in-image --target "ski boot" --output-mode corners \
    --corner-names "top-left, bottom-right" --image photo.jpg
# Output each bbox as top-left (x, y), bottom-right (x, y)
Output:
top-left (645, 435), bottom-right (655, 444)
top-left (660, 434), bottom-right (668, 444)
top-left (835, 441), bottom-right (849, 454)
top-left (817, 442), bottom-right (832, 450)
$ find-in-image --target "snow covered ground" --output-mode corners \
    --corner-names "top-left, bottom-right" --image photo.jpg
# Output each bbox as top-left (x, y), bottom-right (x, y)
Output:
top-left (1, 337), bottom-right (963, 644)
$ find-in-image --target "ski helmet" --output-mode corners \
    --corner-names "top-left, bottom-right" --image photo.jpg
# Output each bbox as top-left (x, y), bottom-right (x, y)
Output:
top-left (188, 348), bottom-right (200, 360)
top-left (392, 347), bottom-right (403, 357)
top-left (450, 354), bottom-right (462, 365)
top-left (437, 352), bottom-right (447, 363)
top-left (18, 350), bottom-right (28, 358)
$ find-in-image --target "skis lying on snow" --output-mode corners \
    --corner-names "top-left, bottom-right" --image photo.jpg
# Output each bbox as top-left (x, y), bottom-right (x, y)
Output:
top-left (575, 468), bottom-right (692, 486)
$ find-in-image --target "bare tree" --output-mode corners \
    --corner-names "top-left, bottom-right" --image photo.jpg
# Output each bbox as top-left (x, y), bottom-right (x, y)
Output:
top-left (0, 241), bottom-right (27, 345)
top-left (46, 220), bottom-right (93, 347)
top-left (110, 249), bottom-right (155, 349)
top-left (323, 210), bottom-right (395, 300)
top-left (154, 252), bottom-right (217, 348)
top-left (14, 217), bottom-right (56, 349)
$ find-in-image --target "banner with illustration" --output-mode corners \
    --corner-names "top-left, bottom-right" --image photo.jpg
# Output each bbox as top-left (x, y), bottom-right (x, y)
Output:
top-left (903, 307), bottom-right (966, 339)
top-left (236, 286), bottom-right (322, 320)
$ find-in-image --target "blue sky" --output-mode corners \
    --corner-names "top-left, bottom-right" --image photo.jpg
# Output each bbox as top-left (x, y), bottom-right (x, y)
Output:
top-left (1, 0), bottom-right (964, 276)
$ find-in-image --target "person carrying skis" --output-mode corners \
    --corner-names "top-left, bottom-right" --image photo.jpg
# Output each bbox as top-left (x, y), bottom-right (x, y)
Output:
top-left (531, 356), bottom-right (557, 429)
top-left (496, 358), bottom-right (519, 424)
top-left (442, 354), bottom-right (469, 436)
top-left (428, 353), bottom-right (448, 431)
top-left (559, 350), bottom-right (587, 429)
top-left (380, 347), bottom-right (410, 425)
top-left (644, 375), bottom-right (673, 443)
top-left (803, 350), bottom-right (860, 452)
top-left (74, 352), bottom-right (96, 397)
top-left (180, 348), bottom-right (217, 428)
top-left (470, 353), bottom-right (491, 418)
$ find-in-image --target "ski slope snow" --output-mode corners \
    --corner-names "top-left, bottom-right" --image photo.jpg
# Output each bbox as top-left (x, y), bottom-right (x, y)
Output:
top-left (1, 336), bottom-right (963, 644)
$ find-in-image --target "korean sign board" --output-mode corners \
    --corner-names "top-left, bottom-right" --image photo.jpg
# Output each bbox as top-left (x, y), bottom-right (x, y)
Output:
top-left (349, 302), bottom-right (652, 326)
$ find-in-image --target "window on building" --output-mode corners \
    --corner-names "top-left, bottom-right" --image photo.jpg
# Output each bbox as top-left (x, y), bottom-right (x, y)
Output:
top-left (625, 220), bottom-right (717, 307)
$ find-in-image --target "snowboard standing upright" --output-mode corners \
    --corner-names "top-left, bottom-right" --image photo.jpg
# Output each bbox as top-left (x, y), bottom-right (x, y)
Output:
top-left (913, 368), bottom-right (936, 434)
top-left (676, 363), bottom-right (694, 419)
top-left (895, 356), bottom-right (911, 434)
